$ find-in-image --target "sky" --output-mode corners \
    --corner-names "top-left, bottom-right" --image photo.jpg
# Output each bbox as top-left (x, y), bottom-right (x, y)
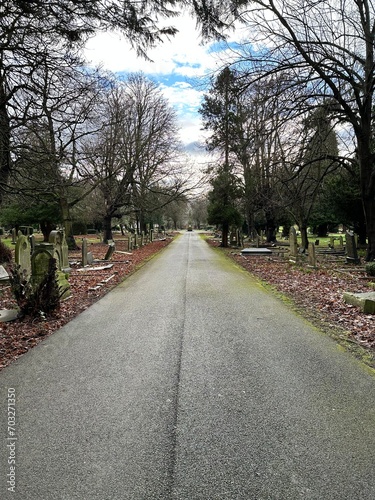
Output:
top-left (84, 13), bottom-right (238, 167)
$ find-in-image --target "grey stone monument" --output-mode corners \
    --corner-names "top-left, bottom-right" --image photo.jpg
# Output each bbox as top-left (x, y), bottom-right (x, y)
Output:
top-left (345, 231), bottom-right (360, 264)
top-left (15, 233), bottom-right (31, 277)
top-left (307, 242), bottom-right (317, 268)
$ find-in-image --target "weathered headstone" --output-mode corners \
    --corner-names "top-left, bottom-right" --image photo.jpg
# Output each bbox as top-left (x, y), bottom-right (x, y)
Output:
top-left (82, 238), bottom-right (88, 267)
top-left (31, 243), bottom-right (70, 298)
top-left (307, 242), bottom-right (317, 268)
top-left (61, 232), bottom-right (69, 270)
top-left (87, 252), bottom-right (94, 265)
top-left (289, 226), bottom-right (298, 263)
top-left (127, 235), bottom-right (132, 251)
top-left (11, 228), bottom-right (17, 245)
top-left (345, 231), bottom-right (360, 264)
top-left (104, 242), bottom-right (115, 261)
top-left (15, 233), bottom-right (31, 276)
top-left (31, 244), bottom-right (55, 287)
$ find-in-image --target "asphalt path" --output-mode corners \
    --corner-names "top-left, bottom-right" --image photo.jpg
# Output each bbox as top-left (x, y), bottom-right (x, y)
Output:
top-left (1, 231), bottom-right (375, 499)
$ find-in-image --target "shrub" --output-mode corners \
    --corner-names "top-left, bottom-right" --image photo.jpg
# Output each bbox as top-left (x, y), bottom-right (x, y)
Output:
top-left (0, 240), bottom-right (12, 263)
top-left (72, 221), bottom-right (87, 235)
top-left (365, 262), bottom-right (375, 277)
top-left (9, 259), bottom-right (62, 318)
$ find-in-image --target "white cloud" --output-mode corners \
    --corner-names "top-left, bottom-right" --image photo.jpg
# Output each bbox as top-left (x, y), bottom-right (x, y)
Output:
top-left (83, 12), bottom-right (231, 161)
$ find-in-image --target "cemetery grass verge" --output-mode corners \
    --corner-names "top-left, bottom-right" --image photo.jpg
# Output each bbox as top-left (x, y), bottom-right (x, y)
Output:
top-left (204, 236), bottom-right (375, 373)
top-left (0, 235), bottom-right (175, 371)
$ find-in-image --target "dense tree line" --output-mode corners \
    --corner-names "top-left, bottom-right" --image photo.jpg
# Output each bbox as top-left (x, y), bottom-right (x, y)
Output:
top-left (0, 0), bottom-right (229, 244)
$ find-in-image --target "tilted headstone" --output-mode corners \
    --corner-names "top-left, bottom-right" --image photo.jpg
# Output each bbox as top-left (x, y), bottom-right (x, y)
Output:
top-left (104, 242), bottom-right (115, 261)
top-left (289, 226), bottom-right (298, 262)
top-left (307, 242), bottom-right (317, 268)
top-left (345, 231), bottom-right (360, 264)
top-left (15, 233), bottom-right (31, 277)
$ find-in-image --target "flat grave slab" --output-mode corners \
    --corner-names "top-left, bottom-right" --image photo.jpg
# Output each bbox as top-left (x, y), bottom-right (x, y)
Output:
top-left (0, 309), bottom-right (19, 322)
top-left (241, 247), bottom-right (272, 256)
top-left (343, 291), bottom-right (375, 314)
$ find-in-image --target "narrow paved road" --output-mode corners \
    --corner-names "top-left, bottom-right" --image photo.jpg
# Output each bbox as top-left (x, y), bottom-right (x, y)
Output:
top-left (1, 232), bottom-right (375, 499)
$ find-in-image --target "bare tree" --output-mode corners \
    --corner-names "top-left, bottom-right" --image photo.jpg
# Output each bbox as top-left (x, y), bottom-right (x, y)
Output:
top-left (85, 74), bottom-right (190, 241)
top-left (230, 0), bottom-right (375, 259)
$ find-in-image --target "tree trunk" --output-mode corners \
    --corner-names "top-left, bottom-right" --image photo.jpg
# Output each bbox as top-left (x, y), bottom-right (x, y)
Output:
top-left (300, 225), bottom-right (309, 250)
top-left (363, 196), bottom-right (375, 260)
top-left (221, 222), bottom-right (229, 247)
top-left (0, 78), bottom-right (11, 207)
top-left (60, 196), bottom-right (79, 250)
top-left (103, 215), bottom-right (113, 243)
top-left (40, 221), bottom-right (55, 242)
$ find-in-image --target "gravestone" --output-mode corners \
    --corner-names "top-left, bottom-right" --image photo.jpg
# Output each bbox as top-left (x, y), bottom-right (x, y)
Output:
top-left (338, 236), bottom-right (344, 248)
top-left (61, 232), bottom-right (69, 270)
top-left (134, 233), bottom-right (138, 249)
top-left (345, 231), bottom-right (360, 264)
top-left (307, 242), bottom-right (317, 268)
top-left (127, 235), bottom-right (132, 251)
top-left (15, 233), bottom-right (31, 276)
top-left (140, 232), bottom-right (144, 247)
top-left (31, 244), bottom-right (55, 287)
top-left (104, 242), bottom-right (115, 261)
top-left (289, 226), bottom-right (298, 263)
top-left (29, 234), bottom-right (36, 254)
top-left (87, 252), bottom-right (94, 265)
top-left (49, 230), bottom-right (69, 271)
top-left (11, 228), bottom-right (17, 245)
top-left (31, 243), bottom-right (70, 298)
top-left (82, 238), bottom-right (88, 267)
top-left (150, 229), bottom-right (154, 242)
